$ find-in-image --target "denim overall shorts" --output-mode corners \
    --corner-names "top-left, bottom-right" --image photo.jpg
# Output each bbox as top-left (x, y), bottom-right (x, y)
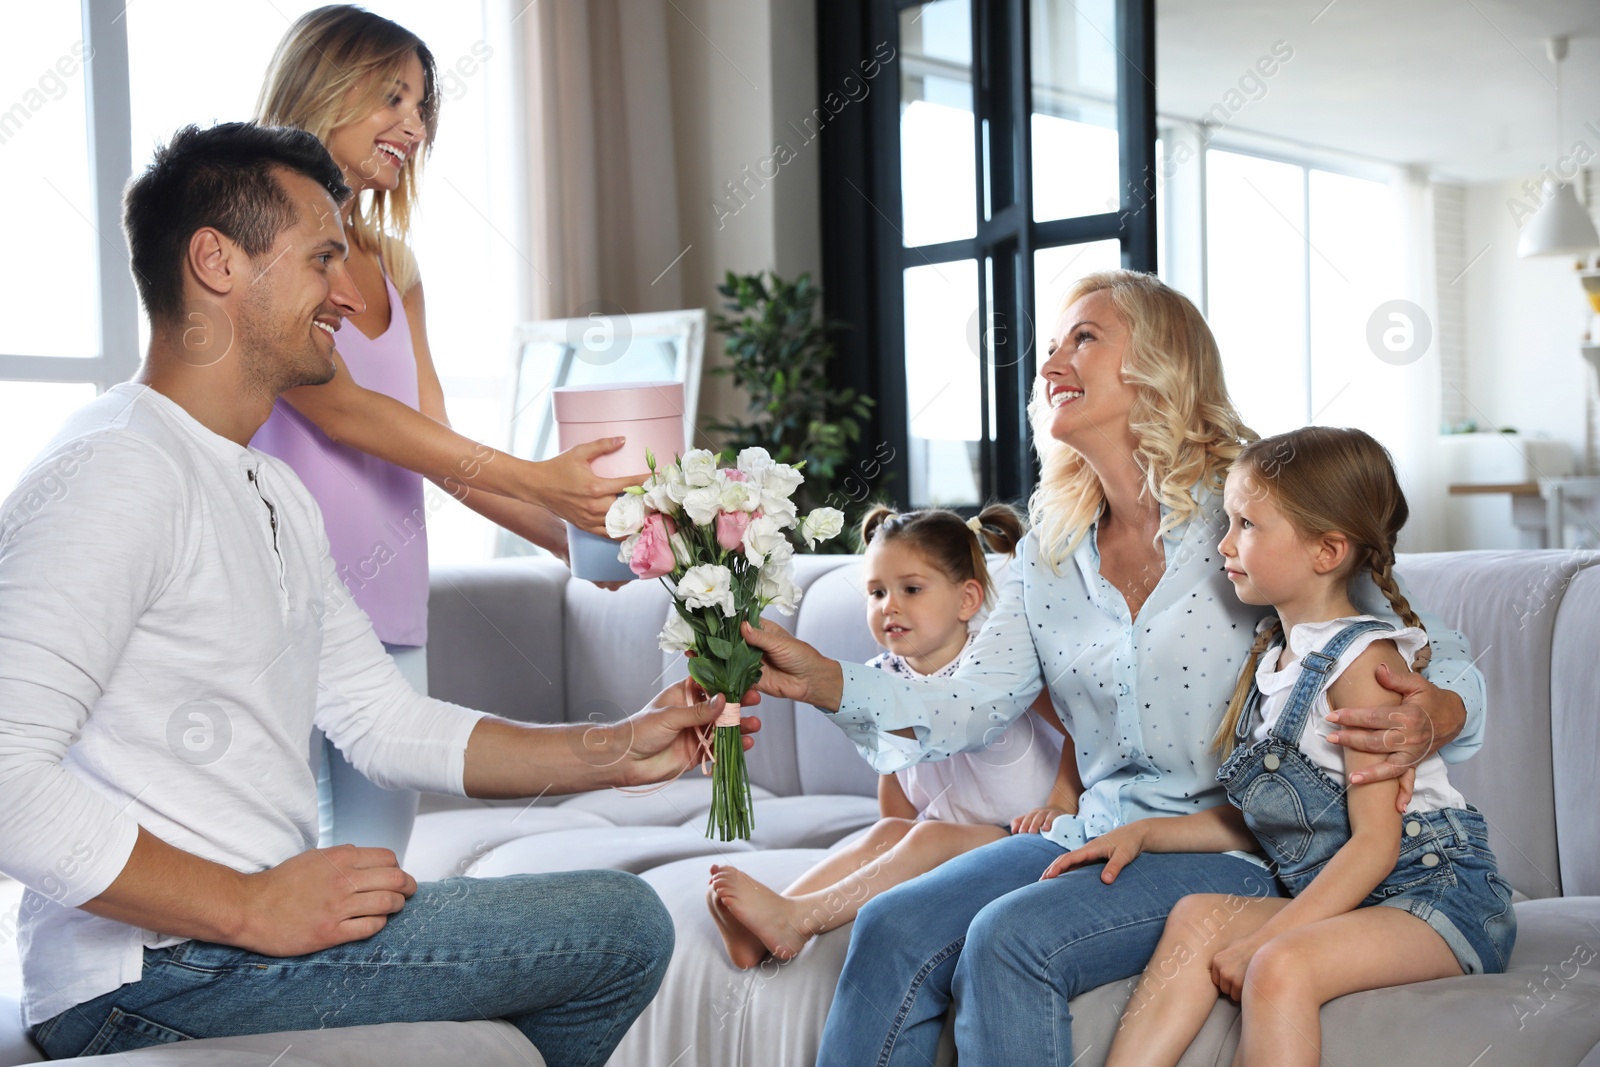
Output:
top-left (1215, 619), bottom-right (1517, 975)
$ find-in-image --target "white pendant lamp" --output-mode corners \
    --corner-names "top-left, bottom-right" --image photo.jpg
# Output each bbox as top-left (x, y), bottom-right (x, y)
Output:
top-left (1517, 36), bottom-right (1600, 258)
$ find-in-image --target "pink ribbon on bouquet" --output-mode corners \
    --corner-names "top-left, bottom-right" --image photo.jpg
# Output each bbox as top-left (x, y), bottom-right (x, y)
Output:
top-left (696, 701), bottom-right (742, 773)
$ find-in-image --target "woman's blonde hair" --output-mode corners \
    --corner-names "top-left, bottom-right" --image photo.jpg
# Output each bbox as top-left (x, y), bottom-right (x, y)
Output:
top-left (1026, 269), bottom-right (1256, 571)
top-left (255, 5), bottom-right (437, 294)
top-left (1211, 426), bottom-right (1430, 755)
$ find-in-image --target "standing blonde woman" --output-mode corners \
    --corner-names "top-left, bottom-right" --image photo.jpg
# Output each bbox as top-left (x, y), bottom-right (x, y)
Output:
top-left (250, 6), bottom-right (642, 859)
top-left (743, 270), bottom-right (1489, 1065)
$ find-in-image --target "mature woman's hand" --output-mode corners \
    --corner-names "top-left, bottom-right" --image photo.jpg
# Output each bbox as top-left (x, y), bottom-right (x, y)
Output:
top-left (1325, 661), bottom-right (1464, 809)
top-left (739, 619), bottom-right (845, 711)
top-left (529, 437), bottom-right (651, 537)
top-left (1040, 822), bottom-right (1149, 883)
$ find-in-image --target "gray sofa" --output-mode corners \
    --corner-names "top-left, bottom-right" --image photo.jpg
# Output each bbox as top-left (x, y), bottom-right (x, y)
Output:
top-left (3, 549), bottom-right (1598, 1065)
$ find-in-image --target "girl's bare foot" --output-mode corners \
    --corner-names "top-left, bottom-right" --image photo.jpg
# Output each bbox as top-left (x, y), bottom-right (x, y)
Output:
top-left (708, 864), bottom-right (813, 963)
top-left (707, 864), bottom-right (770, 969)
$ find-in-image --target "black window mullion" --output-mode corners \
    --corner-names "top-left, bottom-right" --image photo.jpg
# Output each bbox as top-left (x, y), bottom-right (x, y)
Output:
top-left (1116, 0), bottom-right (1158, 271)
top-left (971, 0), bottom-right (997, 498)
top-left (1035, 213), bottom-right (1127, 247)
top-left (1004, 0), bottom-right (1035, 504)
top-left (872, 1), bottom-right (912, 508)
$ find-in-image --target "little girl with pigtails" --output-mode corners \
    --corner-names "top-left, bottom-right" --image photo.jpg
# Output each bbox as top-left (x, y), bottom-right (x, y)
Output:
top-left (709, 502), bottom-right (1082, 969)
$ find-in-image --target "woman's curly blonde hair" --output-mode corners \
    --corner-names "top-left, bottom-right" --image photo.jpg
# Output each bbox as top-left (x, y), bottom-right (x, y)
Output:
top-left (1026, 270), bottom-right (1256, 572)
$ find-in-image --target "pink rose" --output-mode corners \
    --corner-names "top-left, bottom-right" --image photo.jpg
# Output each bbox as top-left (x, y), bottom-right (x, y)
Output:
top-left (715, 509), bottom-right (751, 552)
top-left (629, 513), bottom-right (678, 579)
top-left (723, 469), bottom-right (749, 482)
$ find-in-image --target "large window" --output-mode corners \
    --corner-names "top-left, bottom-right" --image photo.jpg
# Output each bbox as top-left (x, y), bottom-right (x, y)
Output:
top-left (2, 0), bottom-right (521, 564)
top-left (0, 2), bottom-right (137, 498)
top-left (821, 0), bottom-right (1156, 512)
top-left (1200, 148), bottom-right (1406, 438)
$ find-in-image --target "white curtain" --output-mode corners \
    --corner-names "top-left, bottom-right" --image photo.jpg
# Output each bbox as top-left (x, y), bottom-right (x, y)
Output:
top-left (1387, 167), bottom-right (1446, 552)
top-left (520, 0), bottom-right (685, 319)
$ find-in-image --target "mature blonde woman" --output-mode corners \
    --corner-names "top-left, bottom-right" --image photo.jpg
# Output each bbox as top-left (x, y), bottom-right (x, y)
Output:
top-left (249, 6), bottom-right (640, 858)
top-left (743, 270), bottom-right (1486, 1065)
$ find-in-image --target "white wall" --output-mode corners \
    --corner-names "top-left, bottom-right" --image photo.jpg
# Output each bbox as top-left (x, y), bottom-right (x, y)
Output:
top-left (664, 0), bottom-right (822, 440)
top-left (1460, 179), bottom-right (1593, 471)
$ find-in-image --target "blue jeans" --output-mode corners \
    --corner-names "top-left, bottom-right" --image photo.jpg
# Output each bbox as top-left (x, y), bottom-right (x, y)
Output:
top-left (817, 833), bottom-right (1278, 1067)
top-left (30, 872), bottom-right (673, 1066)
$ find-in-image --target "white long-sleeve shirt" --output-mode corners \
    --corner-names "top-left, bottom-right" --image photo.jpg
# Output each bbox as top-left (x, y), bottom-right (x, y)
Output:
top-left (0, 384), bottom-right (484, 1026)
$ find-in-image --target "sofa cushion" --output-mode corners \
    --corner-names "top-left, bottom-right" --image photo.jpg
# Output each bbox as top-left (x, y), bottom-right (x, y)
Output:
top-left (1067, 896), bottom-right (1600, 1065)
top-left (555, 777), bottom-right (776, 827)
top-left (405, 807), bottom-right (613, 882)
top-left (563, 576), bottom-right (685, 730)
top-left (611, 850), bottom-right (859, 1067)
top-left (40, 1020), bottom-right (539, 1066)
top-left (0, 997), bottom-right (41, 1066)
top-left (707, 795), bottom-right (882, 851)
top-left (473, 825), bottom-right (753, 877)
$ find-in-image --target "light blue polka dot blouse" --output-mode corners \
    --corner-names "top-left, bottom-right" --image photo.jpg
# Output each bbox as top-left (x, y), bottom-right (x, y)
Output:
top-left (832, 488), bottom-right (1487, 852)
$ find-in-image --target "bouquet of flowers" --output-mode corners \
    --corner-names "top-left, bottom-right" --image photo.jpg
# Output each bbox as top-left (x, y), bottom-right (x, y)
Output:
top-left (606, 446), bottom-right (844, 840)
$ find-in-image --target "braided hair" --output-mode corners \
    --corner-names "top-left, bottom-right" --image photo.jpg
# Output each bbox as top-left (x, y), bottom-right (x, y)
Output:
top-left (1211, 426), bottom-right (1428, 755)
top-left (858, 502), bottom-right (1026, 609)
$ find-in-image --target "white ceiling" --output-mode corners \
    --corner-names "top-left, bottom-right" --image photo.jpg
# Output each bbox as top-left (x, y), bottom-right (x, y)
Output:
top-left (1156, 0), bottom-right (1600, 182)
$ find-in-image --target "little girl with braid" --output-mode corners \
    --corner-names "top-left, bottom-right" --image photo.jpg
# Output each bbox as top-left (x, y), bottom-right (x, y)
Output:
top-left (708, 503), bottom-right (1082, 969)
top-left (1043, 427), bottom-right (1515, 1067)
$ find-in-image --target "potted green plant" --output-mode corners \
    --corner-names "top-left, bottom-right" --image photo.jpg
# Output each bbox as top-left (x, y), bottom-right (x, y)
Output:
top-left (706, 271), bottom-right (876, 551)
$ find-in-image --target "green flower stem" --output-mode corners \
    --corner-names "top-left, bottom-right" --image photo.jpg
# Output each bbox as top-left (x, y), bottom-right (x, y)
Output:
top-left (705, 720), bottom-right (753, 841)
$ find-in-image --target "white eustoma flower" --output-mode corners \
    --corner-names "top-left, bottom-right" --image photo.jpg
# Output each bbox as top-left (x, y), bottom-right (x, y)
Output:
top-left (682, 485), bottom-right (722, 526)
top-left (741, 513), bottom-right (788, 567)
top-left (643, 474), bottom-right (679, 516)
top-left (605, 493), bottom-right (646, 538)
top-left (717, 475), bottom-right (760, 513)
top-left (758, 568), bottom-right (802, 615)
top-left (658, 611), bottom-right (697, 653)
top-left (664, 463), bottom-right (693, 505)
top-left (759, 536), bottom-right (793, 571)
top-left (799, 507), bottom-right (845, 549)
top-left (678, 564), bottom-right (736, 617)
top-left (759, 491), bottom-right (799, 529)
top-left (762, 462), bottom-right (804, 500)
top-left (617, 532), bottom-right (640, 564)
top-left (736, 447), bottom-right (773, 481)
top-left (680, 449), bottom-right (718, 488)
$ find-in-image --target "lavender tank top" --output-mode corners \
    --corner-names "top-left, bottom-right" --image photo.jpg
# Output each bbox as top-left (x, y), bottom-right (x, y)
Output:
top-left (251, 272), bottom-right (428, 647)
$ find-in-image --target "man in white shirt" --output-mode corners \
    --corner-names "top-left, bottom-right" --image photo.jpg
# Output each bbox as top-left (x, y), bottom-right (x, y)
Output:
top-left (0, 122), bottom-right (754, 1065)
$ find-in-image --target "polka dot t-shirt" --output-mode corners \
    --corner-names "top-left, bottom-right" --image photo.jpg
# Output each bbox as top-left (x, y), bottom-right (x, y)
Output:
top-left (832, 488), bottom-right (1487, 852)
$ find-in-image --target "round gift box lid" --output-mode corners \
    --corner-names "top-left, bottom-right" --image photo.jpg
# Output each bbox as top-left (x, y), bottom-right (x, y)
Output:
top-left (553, 381), bottom-right (685, 424)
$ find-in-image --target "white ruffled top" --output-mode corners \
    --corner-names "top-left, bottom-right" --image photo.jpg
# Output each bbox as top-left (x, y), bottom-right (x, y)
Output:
top-left (1251, 615), bottom-right (1466, 814)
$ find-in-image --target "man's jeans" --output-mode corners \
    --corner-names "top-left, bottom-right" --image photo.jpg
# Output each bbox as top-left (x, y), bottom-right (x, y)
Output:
top-left (31, 872), bottom-right (673, 1066)
top-left (816, 833), bottom-right (1279, 1067)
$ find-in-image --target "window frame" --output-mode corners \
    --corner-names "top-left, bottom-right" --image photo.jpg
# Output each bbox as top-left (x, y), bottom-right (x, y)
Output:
top-left (0, 1), bottom-right (140, 393)
top-left (819, 0), bottom-right (1157, 513)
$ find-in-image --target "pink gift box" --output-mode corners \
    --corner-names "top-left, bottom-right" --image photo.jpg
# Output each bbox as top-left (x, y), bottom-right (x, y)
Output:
top-left (553, 382), bottom-right (687, 580)
top-left (553, 381), bottom-right (687, 475)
